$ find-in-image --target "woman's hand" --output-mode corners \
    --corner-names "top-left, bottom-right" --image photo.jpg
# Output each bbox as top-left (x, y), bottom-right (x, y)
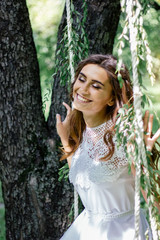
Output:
top-left (143, 110), bottom-right (160, 151)
top-left (132, 111), bottom-right (160, 213)
top-left (56, 102), bottom-right (73, 167)
top-left (56, 102), bottom-right (72, 146)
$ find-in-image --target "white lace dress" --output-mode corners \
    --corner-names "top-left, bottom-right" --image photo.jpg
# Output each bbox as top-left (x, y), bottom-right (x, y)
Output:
top-left (60, 120), bottom-right (152, 240)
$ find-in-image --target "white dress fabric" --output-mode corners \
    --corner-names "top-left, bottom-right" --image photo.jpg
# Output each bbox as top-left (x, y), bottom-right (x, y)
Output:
top-left (60, 120), bottom-right (152, 240)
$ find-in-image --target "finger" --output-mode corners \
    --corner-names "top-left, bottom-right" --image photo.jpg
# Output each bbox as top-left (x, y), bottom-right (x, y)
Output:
top-left (147, 114), bottom-right (153, 138)
top-left (63, 102), bottom-right (72, 115)
top-left (56, 114), bottom-right (62, 124)
top-left (152, 128), bottom-right (160, 143)
top-left (143, 110), bottom-right (149, 132)
top-left (63, 102), bottom-right (71, 110)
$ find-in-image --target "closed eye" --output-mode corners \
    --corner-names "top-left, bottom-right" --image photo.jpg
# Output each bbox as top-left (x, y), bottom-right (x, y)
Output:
top-left (78, 77), bottom-right (85, 82)
top-left (78, 78), bottom-right (101, 89)
top-left (92, 84), bottom-right (101, 89)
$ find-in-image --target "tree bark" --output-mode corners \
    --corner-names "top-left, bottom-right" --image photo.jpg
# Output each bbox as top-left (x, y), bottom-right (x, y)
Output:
top-left (0, 0), bottom-right (121, 239)
top-left (0, 0), bottom-right (45, 238)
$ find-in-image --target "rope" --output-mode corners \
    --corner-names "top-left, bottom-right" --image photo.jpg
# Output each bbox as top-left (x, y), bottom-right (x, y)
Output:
top-left (127, 0), bottom-right (143, 238)
top-left (149, 207), bottom-right (159, 240)
top-left (66, 0), bottom-right (75, 83)
top-left (66, 0), bottom-right (78, 220)
top-left (127, 1), bottom-right (158, 239)
top-left (140, 131), bottom-right (158, 239)
top-left (74, 187), bottom-right (79, 219)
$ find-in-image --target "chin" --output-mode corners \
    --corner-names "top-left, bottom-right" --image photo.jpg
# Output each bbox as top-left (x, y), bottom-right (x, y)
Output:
top-left (73, 102), bottom-right (87, 113)
top-left (72, 102), bottom-right (81, 111)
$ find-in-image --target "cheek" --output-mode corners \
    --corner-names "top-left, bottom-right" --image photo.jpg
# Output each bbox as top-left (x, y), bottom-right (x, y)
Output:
top-left (73, 81), bottom-right (79, 93)
top-left (72, 84), bottom-right (77, 97)
top-left (97, 93), bottom-right (110, 101)
top-left (96, 94), bottom-right (112, 106)
top-left (73, 85), bottom-right (76, 95)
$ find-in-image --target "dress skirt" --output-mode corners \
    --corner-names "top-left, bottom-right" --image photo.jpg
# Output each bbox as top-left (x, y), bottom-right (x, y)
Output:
top-left (60, 208), bottom-right (152, 240)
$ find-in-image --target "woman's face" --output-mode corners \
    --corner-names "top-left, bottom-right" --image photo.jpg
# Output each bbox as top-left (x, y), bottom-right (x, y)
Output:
top-left (73, 64), bottom-right (113, 117)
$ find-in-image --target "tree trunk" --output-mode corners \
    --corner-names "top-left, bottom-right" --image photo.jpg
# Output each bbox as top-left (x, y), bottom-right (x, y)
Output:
top-left (0, 0), bottom-right (121, 239)
top-left (0, 0), bottom-right (44, 238)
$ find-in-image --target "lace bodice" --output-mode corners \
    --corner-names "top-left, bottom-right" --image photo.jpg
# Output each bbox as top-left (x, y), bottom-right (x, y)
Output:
top-left (69, 120), bottom-right (128, 189)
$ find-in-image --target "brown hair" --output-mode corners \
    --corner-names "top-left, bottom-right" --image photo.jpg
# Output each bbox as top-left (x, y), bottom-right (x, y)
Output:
top-left (61, 54), bottom-right (133, 160)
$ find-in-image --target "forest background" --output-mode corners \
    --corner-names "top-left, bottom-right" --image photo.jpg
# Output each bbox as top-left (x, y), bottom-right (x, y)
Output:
top-left (0, 0), bottom-right (160, 239)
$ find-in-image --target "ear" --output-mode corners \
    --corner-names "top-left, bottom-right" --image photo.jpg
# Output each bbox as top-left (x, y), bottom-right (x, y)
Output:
top-left (108, 98), bottom-right (114, 106)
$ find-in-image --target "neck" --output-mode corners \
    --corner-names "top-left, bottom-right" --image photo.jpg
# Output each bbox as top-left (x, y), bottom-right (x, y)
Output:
top-left (83, 111), bottom-right (108, 128)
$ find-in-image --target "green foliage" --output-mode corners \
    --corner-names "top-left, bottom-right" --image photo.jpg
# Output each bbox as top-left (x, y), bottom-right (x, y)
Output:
top-left (115, 104), bottom-right (160, 220)
top-left (58, 163), bottom-right (69, 182)
top-left (114, 3), bottom-right (160, 132)
top-left (0, 1), bottom-right (159, 238)
top-left (114, 5), bottom-right (160, 76)
top-left (115, 1), bottom-right (160, 121)
top-left (114, 1), bottom-right (160, 233)
top-left (53, 0), bottom-right (89, 87)
top-left (0, 208), bottom-right (5, 240)
top-left (56, 1), bottom-right (89, 220)
top-left (54, 0), bottom-right (89, 216)
top-left (26, 0), bottom-right (65, 120)
top-left (67, 195), bottom-right (84, 224)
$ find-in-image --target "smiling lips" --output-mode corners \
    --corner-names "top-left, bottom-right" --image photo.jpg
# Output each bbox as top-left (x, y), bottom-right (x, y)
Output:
top-left (76, 93), bottom-right (92, 103)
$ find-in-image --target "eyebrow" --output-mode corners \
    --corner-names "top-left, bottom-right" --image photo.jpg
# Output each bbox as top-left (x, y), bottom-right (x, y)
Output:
top-left (79, 72), bottom-right (105, 86)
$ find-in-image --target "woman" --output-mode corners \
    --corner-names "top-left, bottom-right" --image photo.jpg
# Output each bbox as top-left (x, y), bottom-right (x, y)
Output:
top-left (56, 54), bottom-right (160, 240)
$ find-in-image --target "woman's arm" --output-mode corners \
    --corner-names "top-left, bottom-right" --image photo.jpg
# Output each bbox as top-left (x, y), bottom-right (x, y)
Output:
top-left (131, 111), bottom-right (160, 213)
top-left (56, 102), bottom-right (73, 168)
top-left (143, 111), bottom-right (160, 212)
top-left (131, 163), bottom-right (160, 213)
top-left (143, 110), bottom-right (160, 152)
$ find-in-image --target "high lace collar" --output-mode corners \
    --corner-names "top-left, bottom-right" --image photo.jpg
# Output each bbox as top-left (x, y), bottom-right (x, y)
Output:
top-left (86, 119), bottom-right (113, 130)
top-left (84, 119), bottom-right (114, 146)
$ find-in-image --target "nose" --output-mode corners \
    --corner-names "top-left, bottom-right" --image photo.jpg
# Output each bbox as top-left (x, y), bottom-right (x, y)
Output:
top-left (81, 82), bottom-right (89, 94)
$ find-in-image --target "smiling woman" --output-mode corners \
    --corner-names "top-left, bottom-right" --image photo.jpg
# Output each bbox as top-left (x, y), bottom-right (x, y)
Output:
top-left (73, 64), bottom-right (113, 127)
top-left (56, 54), bottom-right (160, 240)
